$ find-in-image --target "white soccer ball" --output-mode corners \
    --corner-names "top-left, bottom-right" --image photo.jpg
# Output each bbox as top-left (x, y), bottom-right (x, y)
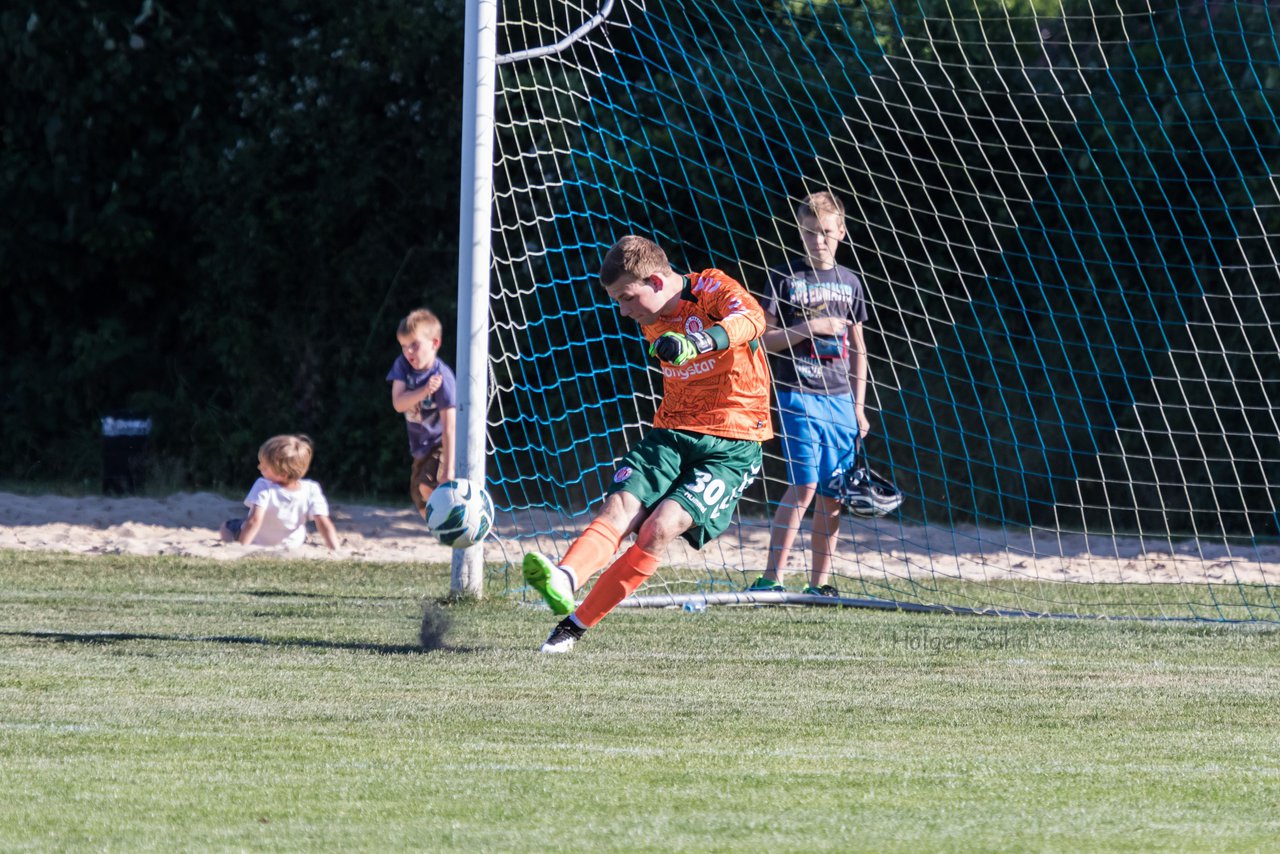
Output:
top-left (425, 478), bottom-right (495, 549)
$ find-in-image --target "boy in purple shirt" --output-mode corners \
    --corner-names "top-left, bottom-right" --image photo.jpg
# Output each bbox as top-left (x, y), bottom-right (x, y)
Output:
top-left (386, 309), bottom-right (458, 517)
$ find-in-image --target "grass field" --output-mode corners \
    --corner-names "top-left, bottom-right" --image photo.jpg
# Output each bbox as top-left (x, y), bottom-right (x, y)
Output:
top-left (2, 551), bottom-right (1278, 852)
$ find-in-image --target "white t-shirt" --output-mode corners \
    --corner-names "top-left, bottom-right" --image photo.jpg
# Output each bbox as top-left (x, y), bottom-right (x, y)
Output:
top-left (242, 477), bottom-right (330, 548)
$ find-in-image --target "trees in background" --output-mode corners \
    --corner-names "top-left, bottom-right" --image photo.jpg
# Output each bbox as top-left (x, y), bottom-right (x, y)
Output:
top-left (3, 1), bottom-right (464, 494)
top-left (3, 1), bottom-right (1275, 532)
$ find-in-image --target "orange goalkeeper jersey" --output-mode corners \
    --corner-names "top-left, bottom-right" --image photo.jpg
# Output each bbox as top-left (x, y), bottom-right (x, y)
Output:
top-left (642, 269), bottom-right (773, 442)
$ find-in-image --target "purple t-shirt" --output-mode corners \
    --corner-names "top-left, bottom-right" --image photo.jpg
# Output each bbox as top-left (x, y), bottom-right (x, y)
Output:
top-left (386, 356), bottom-right (457, 459)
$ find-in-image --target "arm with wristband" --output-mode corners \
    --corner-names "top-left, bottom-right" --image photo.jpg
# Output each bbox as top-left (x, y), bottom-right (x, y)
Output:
top-left (648, 271), bottom-right (766, 365)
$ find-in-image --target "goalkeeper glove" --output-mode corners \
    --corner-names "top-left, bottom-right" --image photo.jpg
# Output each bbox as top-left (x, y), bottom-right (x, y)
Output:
top-left (649, 330), bottom-right (714, 365)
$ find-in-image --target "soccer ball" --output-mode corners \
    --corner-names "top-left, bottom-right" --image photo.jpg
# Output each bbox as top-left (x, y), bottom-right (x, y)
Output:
top-left (425, 478), bottom-right (494, 549)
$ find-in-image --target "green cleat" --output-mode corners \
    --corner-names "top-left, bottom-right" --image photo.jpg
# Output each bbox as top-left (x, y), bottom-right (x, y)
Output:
top-left (523, 552), bottom-right (576, 615)
top-left (802, 584), bottom-right (840, 597)
top-left (746, 576), bottom-right (784, 593)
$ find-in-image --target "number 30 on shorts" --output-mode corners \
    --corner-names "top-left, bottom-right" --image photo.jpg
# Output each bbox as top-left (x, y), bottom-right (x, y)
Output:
top-left (685, 468), bottom-right (755, 520)
top-left (685, 471), bottom-right (727, 509)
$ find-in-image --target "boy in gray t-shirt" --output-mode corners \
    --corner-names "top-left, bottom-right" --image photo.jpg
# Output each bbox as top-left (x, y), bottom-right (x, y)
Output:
top-left (748, 191), bottom-right (870, 596)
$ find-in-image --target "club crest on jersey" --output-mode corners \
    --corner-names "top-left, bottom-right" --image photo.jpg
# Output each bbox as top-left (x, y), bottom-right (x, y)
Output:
top-left (684, 316), bottom-right (706, 336)
top-left (614, 466), bottom-right (634, 483)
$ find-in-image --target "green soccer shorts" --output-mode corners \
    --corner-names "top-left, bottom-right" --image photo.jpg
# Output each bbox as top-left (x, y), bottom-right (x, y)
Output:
top-left (606, 428), bottom-right (763, 549)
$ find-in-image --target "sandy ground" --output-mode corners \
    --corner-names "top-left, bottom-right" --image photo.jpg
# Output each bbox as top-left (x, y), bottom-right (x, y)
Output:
top-left (1, 490), bottom-right (1278, 587)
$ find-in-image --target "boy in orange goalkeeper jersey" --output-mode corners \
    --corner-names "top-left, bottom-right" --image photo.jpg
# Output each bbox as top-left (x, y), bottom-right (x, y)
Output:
top-left (523, 235), bottom-right (773, 652)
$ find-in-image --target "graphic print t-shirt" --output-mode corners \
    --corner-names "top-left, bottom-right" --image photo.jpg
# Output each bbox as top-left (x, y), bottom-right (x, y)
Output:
top-left (763, 260), bottom-right (867, 395)
top-left (640, 269), bottom-right (773, 442)
top-left (243, 477), bottom-right (330, 548)
top-left (386, 356), bottom-right (458, 458)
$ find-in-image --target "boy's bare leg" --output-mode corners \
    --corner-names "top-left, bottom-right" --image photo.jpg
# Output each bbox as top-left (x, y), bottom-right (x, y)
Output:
top-left (809, 494), bottom-right (842, 589)
top-left (764, 483), bottom-right (817, 582)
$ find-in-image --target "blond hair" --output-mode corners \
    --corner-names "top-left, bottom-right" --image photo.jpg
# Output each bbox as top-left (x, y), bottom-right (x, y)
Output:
top-left (600, 235), bottom-right (673, 287)
top-left (796, 191), bottom-right (845, 221)
top-left (258, 434), bottom-right (314, 482)
top-left (397, 308), bottom-right (442, 340)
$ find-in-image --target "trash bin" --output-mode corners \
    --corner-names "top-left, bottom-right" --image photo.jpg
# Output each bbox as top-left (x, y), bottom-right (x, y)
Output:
top-left (101, 414), bottom-right (151, 495)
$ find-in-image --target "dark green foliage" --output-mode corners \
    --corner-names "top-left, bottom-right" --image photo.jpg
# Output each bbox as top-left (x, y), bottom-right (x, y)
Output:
top-left (4, 0), bottom-right (1278, 538)
top-left (2, 0), bottom-right (464, 496)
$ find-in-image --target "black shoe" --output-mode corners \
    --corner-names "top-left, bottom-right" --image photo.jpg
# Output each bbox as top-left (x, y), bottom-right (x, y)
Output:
top-left (540, 616), bottom-right (585, 653)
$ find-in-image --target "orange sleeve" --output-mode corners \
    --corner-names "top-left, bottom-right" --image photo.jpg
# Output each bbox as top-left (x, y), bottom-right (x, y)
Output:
top-left (688, 270), bottom-right (766, 348)
top-left (643, 269), bottom-right (773, 441)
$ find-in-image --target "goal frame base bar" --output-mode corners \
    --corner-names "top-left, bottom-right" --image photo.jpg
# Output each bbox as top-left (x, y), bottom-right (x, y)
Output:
top-left (616, 590), bottom-right (1204, 621)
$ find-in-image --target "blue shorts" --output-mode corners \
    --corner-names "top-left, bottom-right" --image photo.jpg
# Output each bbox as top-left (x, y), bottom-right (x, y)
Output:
top-left (776, 389), bottom-right (859, 494)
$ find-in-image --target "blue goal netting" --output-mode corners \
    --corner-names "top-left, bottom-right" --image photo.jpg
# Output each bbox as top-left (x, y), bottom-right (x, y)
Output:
top-left (479, 0), bottom-right (1280, 621)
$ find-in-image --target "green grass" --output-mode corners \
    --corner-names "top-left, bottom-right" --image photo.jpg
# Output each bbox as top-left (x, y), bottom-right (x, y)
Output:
top-left (2, 551), bottom-right (1279, 852)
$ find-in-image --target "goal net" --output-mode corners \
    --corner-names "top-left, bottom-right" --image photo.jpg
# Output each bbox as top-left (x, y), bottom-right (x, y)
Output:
top-left (479, 0), bottom-right (1280, 621)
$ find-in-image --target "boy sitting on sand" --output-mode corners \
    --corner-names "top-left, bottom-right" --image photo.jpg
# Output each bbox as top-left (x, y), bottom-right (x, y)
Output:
top-left (219, 434), bottom-right (339, 550)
